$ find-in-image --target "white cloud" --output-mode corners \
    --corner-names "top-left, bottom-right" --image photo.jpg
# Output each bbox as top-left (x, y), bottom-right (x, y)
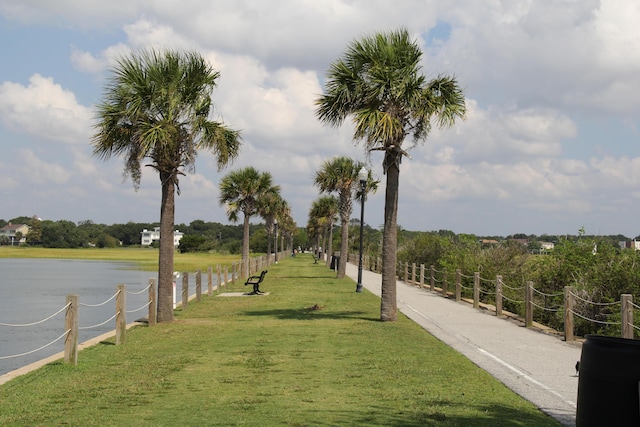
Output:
top-left (19, 148), bottom-right (71, 184)
top-left (0, 74), bottom-right (92, 145)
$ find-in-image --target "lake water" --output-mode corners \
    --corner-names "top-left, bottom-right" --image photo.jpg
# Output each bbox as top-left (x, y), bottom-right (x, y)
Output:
top-left (0, 259), bottom-right (156, 376)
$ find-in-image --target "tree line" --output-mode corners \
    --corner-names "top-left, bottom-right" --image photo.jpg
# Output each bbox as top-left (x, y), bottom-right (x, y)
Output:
top-left (0, 216), bottom-right (312, 253)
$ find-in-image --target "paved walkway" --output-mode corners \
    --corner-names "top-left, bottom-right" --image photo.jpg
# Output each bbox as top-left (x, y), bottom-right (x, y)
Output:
top-left (345, 263), bottom-right (580, 427)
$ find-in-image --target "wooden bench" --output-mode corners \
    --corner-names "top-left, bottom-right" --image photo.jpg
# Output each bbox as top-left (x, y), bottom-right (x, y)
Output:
top-left (245, 270), bottom-right (268, 294)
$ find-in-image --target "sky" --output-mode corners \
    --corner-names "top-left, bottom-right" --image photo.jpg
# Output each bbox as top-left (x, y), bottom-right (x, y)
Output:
top-left (1, 1), bottom-right (640, 238)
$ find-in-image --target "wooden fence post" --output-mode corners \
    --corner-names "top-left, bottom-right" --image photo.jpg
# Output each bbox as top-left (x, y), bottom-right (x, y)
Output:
top-left (232, 262), bottom-right (237, 284)
top-left (148, 278), bottom-right (156, 327)
top-left (182, 272), bottom-right (189, 310)
top-left (64, 294), bottom-right (78, 365)
top-left (116, 284), bottom-right (126, 345)
top-left (473, 272), bottom-right (480, 309)
top-left (430, 265), bottom-right (435, 292)
top-left (495, 275), bottom-right (502, 317)
top-left (441, 270), bottom-right (448, 297)
top-left (195, 270), bottom-right (202, 303)
top-left (411, 263), bottom-right (416, 285)
top-left (207, 267), bottom-right (213, 297)
top-left (224, 266), bottom-right (229, 288)
top-left (420, 264), bottom-right (425, 288)
top-left (621, 294), bottom-right (634, 339)
top-left (564, 286), bottom-right (574, 342)
top-left (525, 281), bottom-right (533, 328)
top-left (217, 265), bottom-right (222, 292)
top-left (455, 269), bottom-right (461, 302)
top-left (404, 262), bottom-right (408, 283)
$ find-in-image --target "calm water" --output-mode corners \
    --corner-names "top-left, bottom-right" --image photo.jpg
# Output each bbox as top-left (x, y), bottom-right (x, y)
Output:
top-left (0, 259), bottom-right (155, 376)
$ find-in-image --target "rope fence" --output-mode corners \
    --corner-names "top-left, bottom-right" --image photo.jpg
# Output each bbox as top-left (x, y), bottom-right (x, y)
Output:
top-left (0, 252), bottom-right (282, 372)
top-left (352, 257), bottom-right (640, 342)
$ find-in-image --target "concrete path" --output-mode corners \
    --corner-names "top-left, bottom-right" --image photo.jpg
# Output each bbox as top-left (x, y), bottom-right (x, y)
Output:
top-left (345, 263), bottom-right (580, 427)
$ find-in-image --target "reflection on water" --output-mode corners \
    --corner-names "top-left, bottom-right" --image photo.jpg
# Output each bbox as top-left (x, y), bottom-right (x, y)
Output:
top-left (0, 259), bottom-right (155, 376)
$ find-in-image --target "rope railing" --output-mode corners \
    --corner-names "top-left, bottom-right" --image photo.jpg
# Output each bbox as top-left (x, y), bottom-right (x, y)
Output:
top-left (126, 284), bottom-right (151, 295)
top-left (569, 291), bottom-right (621, 307)
top-left (0, 302), bottom-right (70, 328)
top-left (79, 290), bottom-right (120, 307)
top-left (501, 294), bottom-right (525, 304)
top-left (531, 287), bottom-right (564, 298)
top-left (126, 300), bottom-right (152, 314)
top-left (1, 256), bottom-right (261, 374)
top-left (0, 329), bottom-right (70, 360)
top-left (501, 281), bottom-right (525, 291)
top-left (79, 313), bottom-right (118, 330)
top-left (570, 309), bottom-right (622, 326)
top-left (393, 260), bottom-right (638, 341)
top-left (530, 301), bottom-right (563, 312)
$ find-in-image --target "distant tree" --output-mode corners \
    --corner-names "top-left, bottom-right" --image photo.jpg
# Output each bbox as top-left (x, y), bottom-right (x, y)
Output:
top-left (309, 196), bottom-right (339, 268)
top-left (219, 167), bottom-right (279, 277)
top-left (92, 49), bottom-right (241, 323)
top-left (316, 28), bottom-right (465, 320)
top-left (178, 234), bottom-right (206, 253)
top-left (314, 156), bottom-right (373, 278)
top-left (257, 191), bottom-right (287, 264)
top-left (26, 216), bottom-right (42, 244)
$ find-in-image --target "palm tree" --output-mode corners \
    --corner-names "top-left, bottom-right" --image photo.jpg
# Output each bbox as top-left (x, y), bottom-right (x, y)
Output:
top-left (278, 213), bottom-right (297, 254)
top-left (314, 157), bottom-right (369, 278)
top-left (316, 28), bottom-right (466, 321)
top-left (92, 49), bottom-right (241, 323)
top-left (258, 192), bottom-right (288, 264)
top-left (219, 167), bottom-right (279, 277)
top-left (309, 196), bottom-right (339, 268)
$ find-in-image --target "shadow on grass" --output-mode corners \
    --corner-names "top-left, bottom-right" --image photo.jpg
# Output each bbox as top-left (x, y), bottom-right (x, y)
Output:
top-left (287, 401), bottom-right (560, 427)
top-left (242, 308), bottom-right (378, 322)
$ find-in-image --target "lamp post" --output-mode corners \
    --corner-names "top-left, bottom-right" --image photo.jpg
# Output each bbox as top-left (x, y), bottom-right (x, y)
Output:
top-left (274, 221), bottom-right (278, 263)
top-left (356, 166), bottom-right (368, 293)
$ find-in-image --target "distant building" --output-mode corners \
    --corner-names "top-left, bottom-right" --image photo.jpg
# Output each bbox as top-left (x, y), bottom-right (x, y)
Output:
top-left (619, 240), bottom-right (640, 250)
top-left (0, 223), bottom-right (30, 245)
top-left (539, 241), bottom-right (555, 251)
top-left (141, 227), bottom-right (184, 248)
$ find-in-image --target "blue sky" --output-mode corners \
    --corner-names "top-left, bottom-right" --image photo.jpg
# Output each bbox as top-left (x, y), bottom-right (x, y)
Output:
top-left (1, 1), bottom-right (640, 237)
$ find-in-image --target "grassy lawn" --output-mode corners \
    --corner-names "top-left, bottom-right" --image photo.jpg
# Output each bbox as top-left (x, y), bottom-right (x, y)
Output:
top-left (0, 246), bottom-right (241, 272)
top-left (0, 254), bottom-right (561, 426)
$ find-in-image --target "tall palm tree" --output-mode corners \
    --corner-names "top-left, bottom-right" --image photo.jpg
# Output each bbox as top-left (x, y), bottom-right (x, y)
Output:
top-left (314, 157), bottom-right (369, 278)
top-left (219, 167), bottom-right (279, 276)
top-left (258, 192), bottom-right (288, 264)
top-left (316, 28), bottom-right (466, 321)
top-left (278, 213), bottom-right (297, 254)
top-left (92, 49), bottom-right (241, 323)
top-left (309, 196), bottom-right (339, 268)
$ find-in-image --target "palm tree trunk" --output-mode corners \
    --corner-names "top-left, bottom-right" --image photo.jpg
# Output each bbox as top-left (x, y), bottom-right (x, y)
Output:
top-left (326, 225), bottom-right (334, 269)
top-left (242, 213), bottom-right (250, 278)
top-left (157, 172), bottom-right (175, 323)
top-left (337, 217), bottom-right (348, 278)
top-left (380, 152), bottom-right (400, 321)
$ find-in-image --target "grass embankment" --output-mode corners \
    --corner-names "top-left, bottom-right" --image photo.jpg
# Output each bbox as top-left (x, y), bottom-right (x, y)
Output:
top-left (0, 246), bottom-right (240, 272)
top-left (0, 254), bottom-right (560, 426)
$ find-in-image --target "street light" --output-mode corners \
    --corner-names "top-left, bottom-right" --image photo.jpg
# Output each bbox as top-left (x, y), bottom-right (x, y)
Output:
top-left (356, 166), bottom-right (368, 293)
top-left (274, 220), bottom-right (278, 263)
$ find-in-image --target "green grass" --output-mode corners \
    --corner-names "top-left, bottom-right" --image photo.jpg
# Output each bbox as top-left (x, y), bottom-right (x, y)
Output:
top-left (0, 254), bottom-right (561, 426)
top-left (0, 246), bottom-right (241, 272)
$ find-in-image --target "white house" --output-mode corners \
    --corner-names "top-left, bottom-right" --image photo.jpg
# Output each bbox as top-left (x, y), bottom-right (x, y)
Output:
top-left (540, 241), bottom-right (555, 251)
top-left (141, 227), bottom-right (184, 248)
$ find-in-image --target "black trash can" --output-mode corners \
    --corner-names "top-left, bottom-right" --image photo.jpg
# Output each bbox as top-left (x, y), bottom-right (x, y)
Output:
top-left (330, 256), bottom-right (340, 270)
top-left (576, 335), bottom-right (640, 426)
